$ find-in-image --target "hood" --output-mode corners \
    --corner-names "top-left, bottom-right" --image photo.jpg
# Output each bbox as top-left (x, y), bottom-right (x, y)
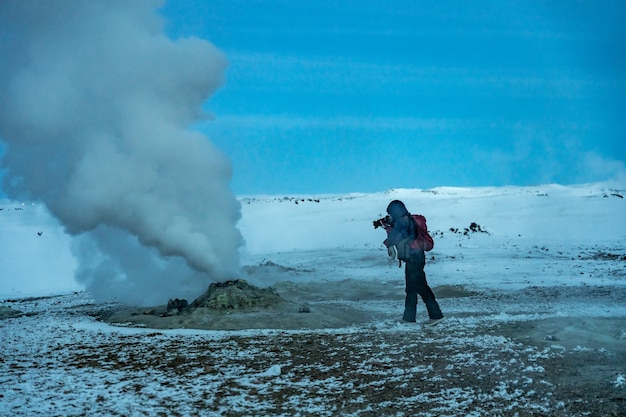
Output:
top-left (386, 200), bottom-right (409, 221)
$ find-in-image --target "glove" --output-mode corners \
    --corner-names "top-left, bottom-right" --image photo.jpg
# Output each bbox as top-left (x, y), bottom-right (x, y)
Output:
top-left (387, 245), bottom-right (397, 261)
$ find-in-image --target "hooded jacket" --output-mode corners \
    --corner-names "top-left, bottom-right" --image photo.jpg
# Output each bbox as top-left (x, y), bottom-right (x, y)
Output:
top-left (384, 200), bottom-right (416, 248)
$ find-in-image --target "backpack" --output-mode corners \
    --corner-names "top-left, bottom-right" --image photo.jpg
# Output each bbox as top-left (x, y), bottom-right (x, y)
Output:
top-left (395, 214), bottom-right (434, 261)
top-left (410, 214), bottom-right (434, 252)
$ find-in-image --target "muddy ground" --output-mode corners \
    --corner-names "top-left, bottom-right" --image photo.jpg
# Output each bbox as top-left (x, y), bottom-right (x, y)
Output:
top-left (2, 269), bottom-right (625, 416)
top-left (94, 279), bottom-right (626, 416)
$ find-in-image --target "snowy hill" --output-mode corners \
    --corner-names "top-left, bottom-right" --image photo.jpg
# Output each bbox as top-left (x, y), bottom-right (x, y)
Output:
top-left (240, 182), bottom-right (625, 255)
top-left (1, 182), bottom-right (625, 298)
top-left (238, 182), bottom-right (626, 292)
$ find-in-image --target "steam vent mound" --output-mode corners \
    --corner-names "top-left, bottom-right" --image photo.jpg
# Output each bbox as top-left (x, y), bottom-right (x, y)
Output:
top-left (190, 279), bottom-right (283, 310)
top-left (105, 278), bottom-right (371, 331)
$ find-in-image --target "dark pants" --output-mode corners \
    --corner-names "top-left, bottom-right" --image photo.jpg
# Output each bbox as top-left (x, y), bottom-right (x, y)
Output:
top-left (402, 250), bottom-right (443, 322)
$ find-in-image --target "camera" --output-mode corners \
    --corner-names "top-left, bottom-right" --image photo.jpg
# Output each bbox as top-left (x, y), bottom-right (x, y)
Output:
top-left (373, 215), bottom-right (391, 229)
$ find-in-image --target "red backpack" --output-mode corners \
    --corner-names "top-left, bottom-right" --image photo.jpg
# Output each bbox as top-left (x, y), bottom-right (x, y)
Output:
top-left (409, 214), bottom-right (434, 252)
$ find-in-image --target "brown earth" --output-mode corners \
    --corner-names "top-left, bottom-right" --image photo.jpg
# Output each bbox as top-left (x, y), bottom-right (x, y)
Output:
top-left (97, 280), bottom-right (626, 416)
top-left (2, 282), bottom-right (625, 415)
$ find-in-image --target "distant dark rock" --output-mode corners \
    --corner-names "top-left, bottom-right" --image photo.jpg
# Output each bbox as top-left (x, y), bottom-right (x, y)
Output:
top-left (163, 298), bottom-right (189, 316)
top-left (450, 222), bottom-right (490, 236)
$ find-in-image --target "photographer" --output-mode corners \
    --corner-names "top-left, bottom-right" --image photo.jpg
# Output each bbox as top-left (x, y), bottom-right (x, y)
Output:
top-left (375, 200), bottom-right (444, 326)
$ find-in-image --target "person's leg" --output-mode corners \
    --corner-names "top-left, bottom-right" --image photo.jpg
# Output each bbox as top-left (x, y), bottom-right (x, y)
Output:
top-left (402, 293), bottom-right (418, 322)
top-left (402, 264), bottom-right (418, 322)
top-left (411, 251), bottom-right (444, 320)
top-left (418, 284), bottom-right (443, 319)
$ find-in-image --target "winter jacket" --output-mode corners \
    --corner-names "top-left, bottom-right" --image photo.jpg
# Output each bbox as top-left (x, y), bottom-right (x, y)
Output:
top-left (383, 200), bottom-right (417, 249)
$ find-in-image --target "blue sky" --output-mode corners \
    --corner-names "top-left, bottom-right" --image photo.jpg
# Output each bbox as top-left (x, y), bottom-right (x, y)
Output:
top-left (1, 1), bottom-right (623, 198)
top-left (158, 0), bottom-right (625, 195)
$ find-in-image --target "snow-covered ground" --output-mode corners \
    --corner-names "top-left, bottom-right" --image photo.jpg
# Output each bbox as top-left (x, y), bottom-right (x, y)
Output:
top-left (1, 182), bottom-right (625, 416)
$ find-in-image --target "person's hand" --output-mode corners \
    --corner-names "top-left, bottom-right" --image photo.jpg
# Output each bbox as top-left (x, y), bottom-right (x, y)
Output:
top-left (387, 245), bottom-right (397, 260)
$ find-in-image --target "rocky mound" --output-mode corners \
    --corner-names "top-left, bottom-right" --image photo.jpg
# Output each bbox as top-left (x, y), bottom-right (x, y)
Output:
top-left (189, 279), bottom-right (283, 310)
top-left (0, 305), bottom-right (23, 319)
top-left (104, 279), bottom-right (373, 330)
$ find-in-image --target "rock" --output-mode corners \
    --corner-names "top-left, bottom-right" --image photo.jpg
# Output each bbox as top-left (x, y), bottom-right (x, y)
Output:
top-left (0, 305), bottom-right (23, 319)
top-left (190, 279), bottom-right (283, 311)
top-left (259, 364), bottom-right (282, 377)
top-left (162, 298), bottom-right (189, 316)
top-left (299, 304), bottom-right (310, 313)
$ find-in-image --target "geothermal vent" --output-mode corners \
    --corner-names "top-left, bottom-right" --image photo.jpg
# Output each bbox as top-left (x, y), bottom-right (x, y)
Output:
top-left (188, 280), bottom-right (283, 311)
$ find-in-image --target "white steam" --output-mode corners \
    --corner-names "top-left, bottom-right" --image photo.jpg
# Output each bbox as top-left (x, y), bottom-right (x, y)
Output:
top-left (0, 1), bottom-right (243, 305)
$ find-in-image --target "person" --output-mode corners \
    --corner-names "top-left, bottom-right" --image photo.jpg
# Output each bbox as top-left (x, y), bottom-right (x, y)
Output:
top-left (378, 200), bottom-right (444, 326)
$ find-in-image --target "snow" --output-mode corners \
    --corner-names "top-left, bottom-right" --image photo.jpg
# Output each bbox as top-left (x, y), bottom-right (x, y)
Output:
top-left (1, 182), bottom-right (626, 416)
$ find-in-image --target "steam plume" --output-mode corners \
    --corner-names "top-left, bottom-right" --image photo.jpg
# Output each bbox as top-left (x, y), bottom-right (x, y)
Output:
top-left (0, 1), bottom-right (243, 305)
